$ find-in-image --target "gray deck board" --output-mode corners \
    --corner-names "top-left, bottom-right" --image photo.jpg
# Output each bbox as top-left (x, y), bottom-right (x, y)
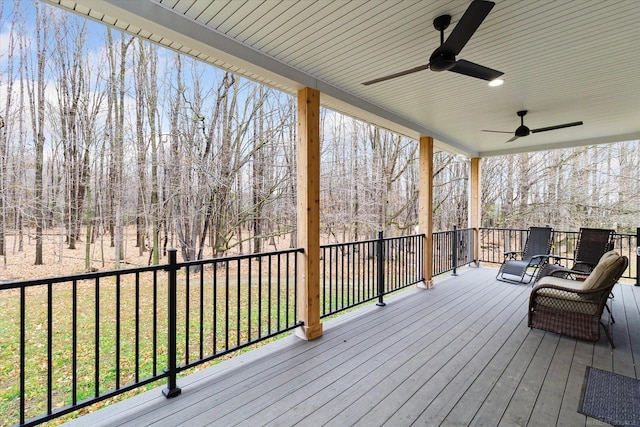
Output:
top-left (530, 337), bottom-right (576, 426)
top-left (63, 267), bottom-right (640, 427)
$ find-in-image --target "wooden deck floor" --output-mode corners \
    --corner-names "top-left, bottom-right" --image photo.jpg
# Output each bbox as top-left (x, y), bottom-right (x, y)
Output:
top-left (65, 266), bottom-right (640, 427)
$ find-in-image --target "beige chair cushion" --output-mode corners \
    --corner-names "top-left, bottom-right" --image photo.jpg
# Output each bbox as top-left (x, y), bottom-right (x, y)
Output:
top-left (536, 275), bottom-right (586, 290)
top-left (581, 250), bottom-right (621, 290)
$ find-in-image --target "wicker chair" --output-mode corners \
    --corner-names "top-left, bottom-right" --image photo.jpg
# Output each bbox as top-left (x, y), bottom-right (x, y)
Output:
top-left (537, 227), bottom-right (614, 281)
top-left (528, 251), bottom-right (628, 348)
top-left (496, 226), bottom-right (553, 284)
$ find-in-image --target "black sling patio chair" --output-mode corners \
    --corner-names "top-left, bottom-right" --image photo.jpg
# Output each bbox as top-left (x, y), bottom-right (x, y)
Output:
top-left (496, 226), bottom-right (553, 284)
top-left (536, 227), bottom-right (615, 281)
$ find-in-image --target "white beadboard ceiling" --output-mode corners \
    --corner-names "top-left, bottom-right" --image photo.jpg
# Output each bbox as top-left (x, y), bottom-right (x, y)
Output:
top-left (45, 0), bottom-right (640, 157)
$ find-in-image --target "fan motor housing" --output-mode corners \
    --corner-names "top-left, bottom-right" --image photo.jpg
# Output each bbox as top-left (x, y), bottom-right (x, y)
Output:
top-left (429, 49), bottom-right (456, 71)
top-left (515, 125), bottom-right (530, 137)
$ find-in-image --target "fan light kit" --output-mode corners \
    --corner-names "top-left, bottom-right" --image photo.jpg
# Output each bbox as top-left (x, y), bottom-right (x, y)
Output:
top-left (363, 0), bottom-right (503, 85)
top-left (483, 110), bottom-right (584, 143)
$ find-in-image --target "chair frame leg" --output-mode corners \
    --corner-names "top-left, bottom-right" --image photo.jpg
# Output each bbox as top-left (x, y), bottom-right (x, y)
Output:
top-left (600, 320), bottom-right (615, 349)
top-left (604, 303), bottom-right (615, 324)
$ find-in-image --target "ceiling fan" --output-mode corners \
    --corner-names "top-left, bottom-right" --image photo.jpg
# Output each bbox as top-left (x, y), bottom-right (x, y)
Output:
top-left (362, 0), bottom-right (503, 86)
top-left (483, 110), bottom-right (584, 143)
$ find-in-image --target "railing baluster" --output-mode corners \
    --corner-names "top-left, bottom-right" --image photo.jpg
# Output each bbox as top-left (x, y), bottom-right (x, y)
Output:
top-left (257, 256), bottom-right (262, 338)
top-left (336, 246), bottom-right (349, 308)
top-left (225, 260), bottom-right (229, 351)
top-left (294, 251), bottom-right (299, 326)
top-left (47, 282), bottom-right (53, 415)
top-left (260, 258), bottom-right (273, 335)
top-left (116, 274), bottom-right (121, 390)
top-left (321, 246), bottom-right (326, 316)
top-left (72, 279), bottom-right (78, 405)
top-left (163, 248), bottom-right (181, 398)
top-left (185, 265), bottom-right (190, 364)
top-left (286, 253), bottom-right (291, 327)
top-left (236, 258), bottom-right (241, 346)
top-left (213, 262), bottom-right (218, 354)
top-left (94, 277), bottom-right (100, 398)
top-left (199, 267), bottom-right (204, 360)
top-left (153, 270), bottom-right (158, 376)
top-left (20, 285), bottom-right (25, 426)
top-left (277, 254), bottom-right (281, 332)
top-left (135, 273), bottom-right (140, 383)
top-left (376, 231), bottom-right (385, 307)
top-left (248, 256), bottom-right (252, 342)
top-left (329, 246), bottom-right (334, 312)
top-left (357, 242), bottom-right (362, 303)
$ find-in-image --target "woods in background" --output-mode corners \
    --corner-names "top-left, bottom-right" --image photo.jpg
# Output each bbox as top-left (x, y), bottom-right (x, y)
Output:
top-left (0, 2), bottom-right (637, 269)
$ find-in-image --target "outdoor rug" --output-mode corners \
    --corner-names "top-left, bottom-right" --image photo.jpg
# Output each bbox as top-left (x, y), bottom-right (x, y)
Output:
top-left (579, 366), bottom-right (640, 426)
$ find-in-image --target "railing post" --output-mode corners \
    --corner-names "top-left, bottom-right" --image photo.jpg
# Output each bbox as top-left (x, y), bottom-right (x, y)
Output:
top-left (163, 248), bottom-right (182, 398)
top-left (452, 225), bottom-right (458, 276)
top-left (376, 230), bottom-right (386, 306)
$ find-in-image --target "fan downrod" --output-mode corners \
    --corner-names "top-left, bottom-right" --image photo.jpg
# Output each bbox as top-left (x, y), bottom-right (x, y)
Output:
top-left (515, 110), bottom-right (530, 137)
top-left (430, 14), bottom-right (456, 71)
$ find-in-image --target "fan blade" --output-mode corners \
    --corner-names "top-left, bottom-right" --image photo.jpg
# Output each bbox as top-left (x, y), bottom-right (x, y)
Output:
top-left (506, 135), bottom-right (519, 143)
top-left (362, 64), bottom-right (430, 85)
top-left (482, 130), bottom-right (512, 134)
top-left (449, 59), bottom-right (503, 81)
top-left (531, 121), bottom-right (583, 133)
top-left (441, 0), bottom-right (495, 55)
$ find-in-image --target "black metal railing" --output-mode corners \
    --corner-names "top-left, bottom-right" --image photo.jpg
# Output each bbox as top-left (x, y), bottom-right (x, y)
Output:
top-left (433, 226), bottom-right (475, 276)
top-left (0, 248), bottom-right (303, 427)
top-left (320, 232), bottom-right (424, 317)
top-left (479, 227), bottom-right (638, 281)
top-left (3, 226), bottom-right (636, 426)
top-left (1, 234), bottom-right (427, 426)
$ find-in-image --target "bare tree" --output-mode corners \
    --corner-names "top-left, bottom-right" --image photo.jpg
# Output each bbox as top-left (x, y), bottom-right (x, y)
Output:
top-left (23, 2), bottom-right (49, 265)
top-left (106, 29), bottom-right (134, 266)
top-left (0, 4), bottom-right (19, 259)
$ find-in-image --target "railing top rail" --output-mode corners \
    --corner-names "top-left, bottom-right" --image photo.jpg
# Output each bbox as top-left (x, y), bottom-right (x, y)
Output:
top-left (0, 263), bottom-right (166, 290)
top-left (479, 227), bottom-right (529, 232)
top-left (0, 247), bottom-right (305, 291)
top-left (320, 233), bottom-right (424, 249)
top-left (176, 247), bottom-right (304, 268)
top-left (434, 227), bottom-right (474, 235)
top-left (479, 227), bottom-right (636, 238)
top-left (382, 233), bottom-right (425, 242)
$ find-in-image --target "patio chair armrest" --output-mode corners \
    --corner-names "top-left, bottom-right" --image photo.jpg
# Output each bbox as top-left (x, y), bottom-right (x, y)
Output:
top-left (530, 283), bottom-right (611, 315)
top-left (547, 267), bottom-right (583, 279)
top-left (545, 263), bottom-right (595, 280)
top-left (531, 282), bottom-right (613, 301)
top-left (545, 255), bottom-right (572, 266)
top-left (528, 254), bottom-right (553, 268)
top-left (529, 254), bottom-right (552, 261)
top-left (503, 250), bottom-right (524, 260)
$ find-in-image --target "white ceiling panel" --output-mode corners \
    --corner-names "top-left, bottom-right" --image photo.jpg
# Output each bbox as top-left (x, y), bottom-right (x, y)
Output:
top-left (43, 0), bottom-right (640, 157)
